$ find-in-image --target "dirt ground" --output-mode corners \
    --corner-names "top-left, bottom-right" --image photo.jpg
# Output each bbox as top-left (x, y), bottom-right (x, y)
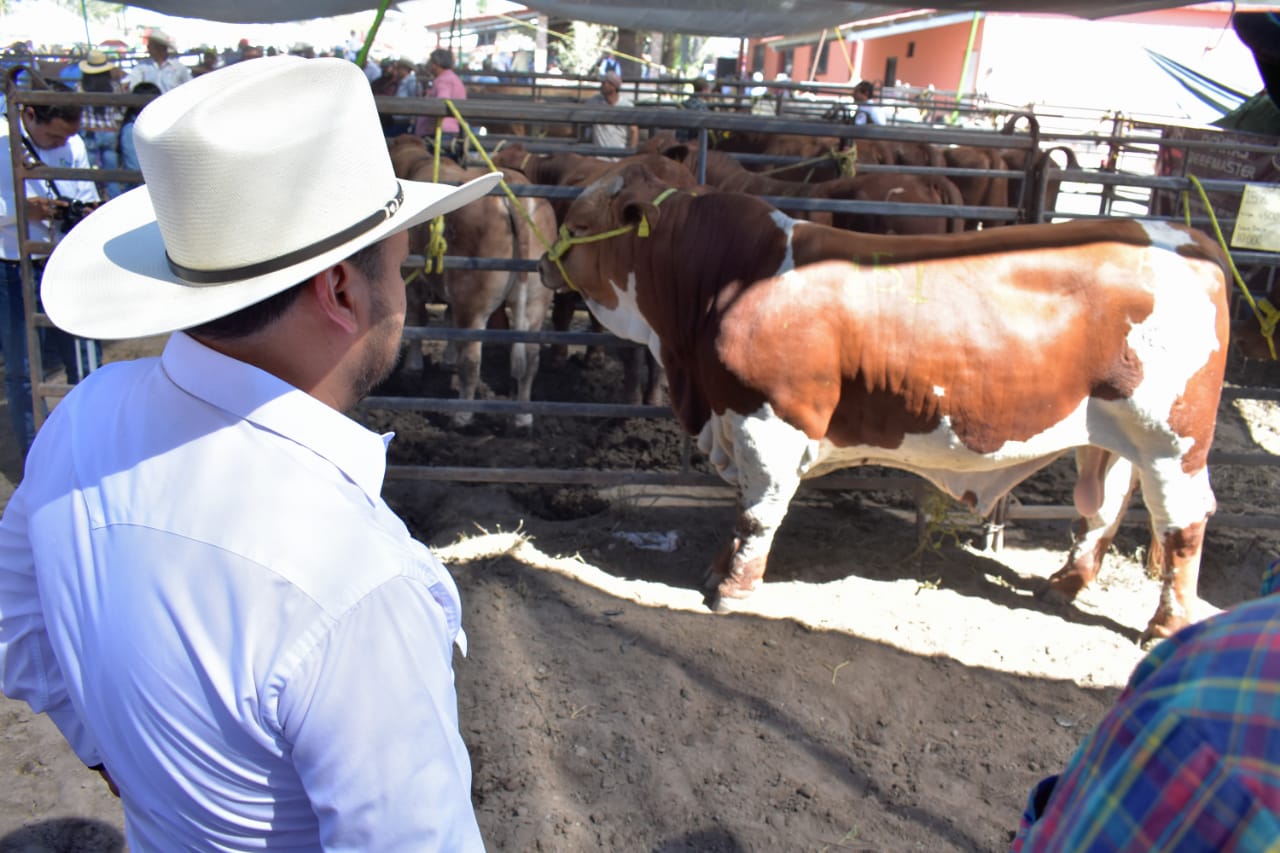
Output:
top-left (1, 334), bottom-right (1279, 853)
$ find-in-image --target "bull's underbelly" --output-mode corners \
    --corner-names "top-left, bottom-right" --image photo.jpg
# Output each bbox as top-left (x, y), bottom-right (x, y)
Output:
top-left (696, 394), bottom-right (1186, 517)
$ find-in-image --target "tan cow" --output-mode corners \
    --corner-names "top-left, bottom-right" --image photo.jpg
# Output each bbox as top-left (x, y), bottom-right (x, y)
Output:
top-left (540, 161), bottom-right (1230, 643)
top-left (391, 136), bottom-right (556, 429)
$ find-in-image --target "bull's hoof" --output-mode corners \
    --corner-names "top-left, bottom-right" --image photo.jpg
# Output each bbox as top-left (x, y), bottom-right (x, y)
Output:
top-left (1139, 614), bottom-right (1190, 649)
top-left (1040, 570), bottom-right (1087, 604)
top-left (701, 570), bottom-right (758, 612)
top-left (709, 595), bottom-right (752, 614)
top-left (1035, 579), bottom-right (1074, 607)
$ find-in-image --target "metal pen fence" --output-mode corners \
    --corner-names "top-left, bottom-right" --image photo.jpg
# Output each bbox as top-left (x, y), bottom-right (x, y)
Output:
top-left (6, 78), bottom-right (1278, 544)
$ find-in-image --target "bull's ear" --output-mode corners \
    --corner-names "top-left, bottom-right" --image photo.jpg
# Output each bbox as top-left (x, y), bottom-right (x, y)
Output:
top-left (617, 194), bottom-right (662, 237)
top-left (619, 199), bottom-right (660, 235)
top-left (661, 144), bottom-right (690, 163)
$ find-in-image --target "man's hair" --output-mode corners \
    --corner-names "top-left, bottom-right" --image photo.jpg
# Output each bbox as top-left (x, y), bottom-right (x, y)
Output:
top-left (854, 80), bottom-right (876, 99)
top-left (27, 81), bottom-right (81, 123)
top-left (429, 48), bottom-right (454, 70)
top-left (80, 70), bottom-right (114, 94)
top-left (691, 77), bottom-right (709, 93)
top-left (187, 239), bottom-right (390, 340)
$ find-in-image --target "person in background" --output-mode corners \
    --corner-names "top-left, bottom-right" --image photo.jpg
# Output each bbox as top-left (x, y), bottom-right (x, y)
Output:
top-left (0, 55), bottom-right (498, 849)
top-left (1013, 558), bottom-right (1280, 851)
top-left (116, 82), bottom-right (159, 189)
top-left (852, 79), bottom-right (886, 126)
top-left (192, 48), bottom-right (218, 77)
top-left (387, 57), bottom-right (419, 137)
top-left (0, 81), bottom-right (100, 456)
top-left (599, 53), bottom-right (622, 78)
top-left (122, 30), bottom-right (191, 94)
top-left (77, 51), bottom-right (122, 198)
top-left (586, 70), bottom-right (637, 155)
top-left (414, 48), bottom-right (467, 158)
top-left (371, 58), bottom-right (401, 137)
top-left (675, 76), bottom-right (710, 142)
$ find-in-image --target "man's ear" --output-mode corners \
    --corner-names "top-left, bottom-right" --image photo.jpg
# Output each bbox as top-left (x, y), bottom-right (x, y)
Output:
top-left (310, 262), bottom-right (361, 335)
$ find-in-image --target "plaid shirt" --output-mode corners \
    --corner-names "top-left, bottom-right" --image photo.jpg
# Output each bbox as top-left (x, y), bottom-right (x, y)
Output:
top-left (81, 81), bottom-right (122, 134)
top-left (1013, 561), bottom-right (1280, 852)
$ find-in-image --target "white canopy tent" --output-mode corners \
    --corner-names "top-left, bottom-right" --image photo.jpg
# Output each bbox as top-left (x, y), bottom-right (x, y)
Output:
top-left (108, 0), bottom-right (1204, 37)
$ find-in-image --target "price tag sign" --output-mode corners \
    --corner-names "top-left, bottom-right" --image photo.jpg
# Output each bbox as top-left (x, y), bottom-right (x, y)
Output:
top-left (1230, 183), bottom-right (1280, 252)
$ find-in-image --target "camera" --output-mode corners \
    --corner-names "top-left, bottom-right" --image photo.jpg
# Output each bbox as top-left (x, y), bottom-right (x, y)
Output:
top-left (58, 199), bottom-right (92, 235)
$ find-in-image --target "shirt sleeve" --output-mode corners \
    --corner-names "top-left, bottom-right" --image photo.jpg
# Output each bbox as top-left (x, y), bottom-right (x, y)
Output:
top-left (66, 139), bottom-right (100, 204)
top-left (277, 574), bottom-right (483, 851)
top-left (0, 480), bottom-right (102, 767)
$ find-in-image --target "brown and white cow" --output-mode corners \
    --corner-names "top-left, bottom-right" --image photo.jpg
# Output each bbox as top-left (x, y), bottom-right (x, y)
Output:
top-left (539, 162), bottom-right (1231, 642)
top-left (495, 142), bottom-right (699, 405)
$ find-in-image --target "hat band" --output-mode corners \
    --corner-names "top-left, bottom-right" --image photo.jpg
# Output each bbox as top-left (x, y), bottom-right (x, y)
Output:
top-left (166, 184), bottom-right (405, 285)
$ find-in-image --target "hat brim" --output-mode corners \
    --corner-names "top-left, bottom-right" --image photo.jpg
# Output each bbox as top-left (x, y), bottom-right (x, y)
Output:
top-left (43, 172), bottom-right (502, 340)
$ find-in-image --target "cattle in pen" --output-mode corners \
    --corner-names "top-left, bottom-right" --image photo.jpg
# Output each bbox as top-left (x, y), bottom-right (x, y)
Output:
top-left (644, 135), bottom-right (965, 235)
top-left (539, 161), bottom-right (1230, 644)
top-left (390, 135), bottom-right (556, 429)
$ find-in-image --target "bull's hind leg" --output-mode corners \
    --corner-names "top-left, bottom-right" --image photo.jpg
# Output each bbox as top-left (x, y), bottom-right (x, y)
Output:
top-left (1045, 447), bottom-right (1138, 601)
top-left (701, 410), bottom-right (813, 610)
top-left (1137, 461), bottom-right (1215, 642)
top-left (507, 280), bottom-right (548, 432)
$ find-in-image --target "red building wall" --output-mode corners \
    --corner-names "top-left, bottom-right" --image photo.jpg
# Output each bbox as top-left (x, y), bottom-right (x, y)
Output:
top-left (853, 19), bottom-right (980, 89)
top-left (750, 16), bottom-right (983, 88)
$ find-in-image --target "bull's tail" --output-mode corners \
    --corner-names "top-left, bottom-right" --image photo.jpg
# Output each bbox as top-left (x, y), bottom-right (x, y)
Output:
top-left (932, 176), bottom-right (967, 233)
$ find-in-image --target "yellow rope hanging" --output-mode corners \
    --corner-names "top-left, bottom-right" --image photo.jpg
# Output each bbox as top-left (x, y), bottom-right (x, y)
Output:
top-left (1181, 173), bottom-right (1278, 360)
top-left (425, 124), bottom-right (448, 275)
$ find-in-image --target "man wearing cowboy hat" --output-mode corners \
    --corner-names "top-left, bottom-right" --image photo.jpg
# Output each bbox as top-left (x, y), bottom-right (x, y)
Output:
top-left (0, 56), bottom-right (499, 849)
top-left (78, 50), bottom-right (124, 197)
top-left (123, 29), bottom-right (191, 93)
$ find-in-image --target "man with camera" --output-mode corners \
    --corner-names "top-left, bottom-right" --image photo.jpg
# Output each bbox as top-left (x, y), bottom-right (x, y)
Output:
top-left (0, 80), bottom-right (100, 457)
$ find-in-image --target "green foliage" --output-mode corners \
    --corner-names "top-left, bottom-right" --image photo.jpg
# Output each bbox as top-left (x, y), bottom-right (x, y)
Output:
top-left (555, 21), bottom-right (611, 77)
top-left (909, 485), bottom-right (978, 563)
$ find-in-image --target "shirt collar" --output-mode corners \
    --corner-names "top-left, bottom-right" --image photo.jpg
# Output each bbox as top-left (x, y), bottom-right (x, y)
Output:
top-left (161, 332), bottom-right (392, 504)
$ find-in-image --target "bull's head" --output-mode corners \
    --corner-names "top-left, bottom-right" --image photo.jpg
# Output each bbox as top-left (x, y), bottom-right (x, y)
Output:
top-left (538, 163), bottom-right (683, 308)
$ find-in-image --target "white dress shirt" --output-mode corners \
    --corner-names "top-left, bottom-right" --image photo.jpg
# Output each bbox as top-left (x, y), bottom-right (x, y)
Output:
top-left (0, 332), bottom-right (483, 851)
top-left (124, 57), bottom-right (192, 93)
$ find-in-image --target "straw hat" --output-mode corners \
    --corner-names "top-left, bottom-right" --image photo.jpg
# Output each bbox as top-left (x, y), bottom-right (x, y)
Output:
top-left (43, 56), bottom-right (500, 340)
top-left (146, 29), bottom-right (174, 49)
top-left (78, 50), bottom-right (112, 75)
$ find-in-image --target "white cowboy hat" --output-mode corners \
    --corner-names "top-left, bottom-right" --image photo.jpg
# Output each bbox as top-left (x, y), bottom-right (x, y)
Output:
top-left (78, 50), bottom-right (112, 75)
top-left (43, 55), bottom-right (500, 340)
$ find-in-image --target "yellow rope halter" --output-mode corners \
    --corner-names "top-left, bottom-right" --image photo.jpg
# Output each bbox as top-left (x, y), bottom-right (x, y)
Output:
top-left (542, 187), bottom-right (679, 291)
top-left (1181, 173), bottom-right (1279, 360)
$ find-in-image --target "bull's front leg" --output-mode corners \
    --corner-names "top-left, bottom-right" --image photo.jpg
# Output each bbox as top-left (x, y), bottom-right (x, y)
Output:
top-left (700, 411), bottom-right (810, 611)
